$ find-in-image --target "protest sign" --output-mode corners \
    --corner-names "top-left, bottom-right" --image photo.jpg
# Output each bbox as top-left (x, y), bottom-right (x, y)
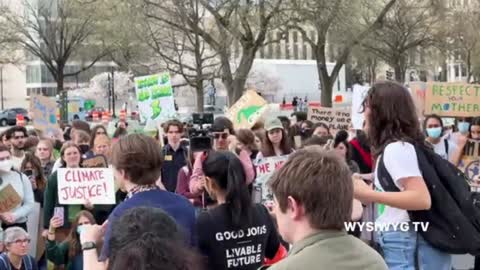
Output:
top-left (225, 90), bottom-right (267, 129)
top-left (0, 184), bottom-right (22, 213)
top-left (408, 82), bottom-right (427, 117)
top-left (308, 107), bottom-right (352, 131)
top-left (253, 155), bottom-right (289, 204)
top-left (134, 73), bottom-right (176, 124)
top-left (425, 82), bottom-right (480, 117)
top-left (81, 155), bottom-right (108, 168)
top-left (30, 95), bottom-right (59, 135)
top-left (351, 84), bottom-right (369, 130)
top-left (57, 168), bottom-right (115, 205)
top-left (458, 140), bottom-right (480, 186)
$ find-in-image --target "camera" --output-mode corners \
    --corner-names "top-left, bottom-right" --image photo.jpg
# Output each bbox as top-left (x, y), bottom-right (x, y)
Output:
top-left (189, 113), bottom-right (214, 152)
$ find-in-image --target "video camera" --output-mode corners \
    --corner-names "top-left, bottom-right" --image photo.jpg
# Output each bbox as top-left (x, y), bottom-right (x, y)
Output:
top-left (189, 113), bottom-right (214, 152)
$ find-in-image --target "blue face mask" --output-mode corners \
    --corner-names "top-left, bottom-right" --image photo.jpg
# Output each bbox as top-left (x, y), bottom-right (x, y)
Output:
top-left (426, 127), bottom-right (442, 139)
top-left (77, 225), bottom-right (84, 235)
top-left (457, 122), bottom-right (470, 134)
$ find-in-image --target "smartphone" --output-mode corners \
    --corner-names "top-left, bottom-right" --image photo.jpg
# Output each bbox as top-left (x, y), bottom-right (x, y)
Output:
top-left (54, 207), bottom-right (64, 226)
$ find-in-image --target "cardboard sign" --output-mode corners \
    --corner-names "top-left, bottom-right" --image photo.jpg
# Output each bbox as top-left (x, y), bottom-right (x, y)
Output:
top-left (57, 168), bottom-right (115, 205)
top-left (458, 140), bottom-right (480, 185)
top-left (253, 155), bottom-right (289, 204)
top-left (351, 84), bottom-right (369, 130)
top-left (408, 82), bottom-right (427, 117)
top-left (30, 95), bottom-right (60, 135)
top-left (425, 82), bottom-right (480, 117)
top-left (225, 90), bottom-right (267, 129)
top-left (0, 184), bottom-right (22, 213)
top-left (308, 107), bottom-right (352, 130)
top-left (81, 155), bottom-right (108, 168)
top-left (134, 73), bottom-right (176, 124)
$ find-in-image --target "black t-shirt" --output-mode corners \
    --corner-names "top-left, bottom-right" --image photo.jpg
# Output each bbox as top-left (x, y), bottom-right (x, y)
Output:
top-left (196, 204), bottom-right (280, 270)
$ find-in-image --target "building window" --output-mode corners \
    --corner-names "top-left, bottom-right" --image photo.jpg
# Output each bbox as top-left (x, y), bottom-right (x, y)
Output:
top-left (275, 32), bottom-right (281, 59)
top-left (293, 31), bottom-right (299, 60)
top-left (454, 65), bottom-right (460, 77)
top-left (284, 32), bottom-right (290, 59)
top-left (303, 43), bottom-right (308, 59)
top-left (267, 33), bottom-right (273, 59)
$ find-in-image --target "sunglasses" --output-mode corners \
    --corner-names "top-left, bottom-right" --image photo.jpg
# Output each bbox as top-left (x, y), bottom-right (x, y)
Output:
top-left (213, 133), bottom-right (229, 140)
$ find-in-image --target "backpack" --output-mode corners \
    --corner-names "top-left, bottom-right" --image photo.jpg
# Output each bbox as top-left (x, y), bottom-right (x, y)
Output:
top-left (377, 142), bottom-right (480, 255)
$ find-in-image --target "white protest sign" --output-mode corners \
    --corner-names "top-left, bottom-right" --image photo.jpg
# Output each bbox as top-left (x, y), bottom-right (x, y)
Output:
top-left (253, 155), bottom-right (289, 204)
top-left (352, 84), bottom-right (369, 130)
top-left (57, 168), bottom-right (115, 205)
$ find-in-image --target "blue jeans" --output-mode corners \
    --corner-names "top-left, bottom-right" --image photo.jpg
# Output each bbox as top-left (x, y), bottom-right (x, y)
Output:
top-left (377, 230), bottom-right (451, 270)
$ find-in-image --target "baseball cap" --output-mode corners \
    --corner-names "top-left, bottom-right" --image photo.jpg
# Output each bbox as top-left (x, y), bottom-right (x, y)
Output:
top-left (265, 118), bottom-right (284, 132)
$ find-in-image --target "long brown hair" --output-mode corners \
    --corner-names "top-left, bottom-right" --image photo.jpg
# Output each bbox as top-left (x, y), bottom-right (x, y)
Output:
top-left (67, 211), bottom-right (96, 259)
top-left (20, 153), bottom-right (46, 191)
top-left (363, 81), bottom-right (424, 157)
top-left (261, 129), bottom-right (292, 157)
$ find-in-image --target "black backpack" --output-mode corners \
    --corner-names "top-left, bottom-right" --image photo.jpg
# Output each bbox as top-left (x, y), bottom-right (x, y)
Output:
top-left (378, 142), bottom-right (480, 255)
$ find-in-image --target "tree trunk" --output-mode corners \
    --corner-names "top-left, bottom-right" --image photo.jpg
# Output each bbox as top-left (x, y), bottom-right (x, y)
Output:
top-left (196, 80), bottom-right (204, 113)
top-left (393, 64), bottom-right (405, 84)
top-left (224, 46), bottom-right (257, 106)
top-left (316, 57), bottom-right (334, 107)
top-left (56, 71), bottom-right (68, 123)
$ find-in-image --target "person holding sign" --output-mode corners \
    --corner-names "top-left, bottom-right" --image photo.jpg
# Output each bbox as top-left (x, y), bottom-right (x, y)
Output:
top-left (43, 142), bottom-right (88, 240)
top-left (450, 117), bottom-right (480, 167)
top-left (0, 144), bottom-right (34, 232)
top-left (256, 118), bottom-right (294, 160)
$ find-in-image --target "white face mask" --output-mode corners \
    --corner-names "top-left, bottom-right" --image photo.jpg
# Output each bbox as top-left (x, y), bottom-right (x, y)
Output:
top-left (0, 159), bottom-right (13, 172)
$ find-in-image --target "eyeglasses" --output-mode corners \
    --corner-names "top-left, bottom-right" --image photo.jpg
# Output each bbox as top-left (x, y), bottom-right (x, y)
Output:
top-left (12, 238), bottom-right (30, 245)
top-left (213, 133), bottom-right (229, 140)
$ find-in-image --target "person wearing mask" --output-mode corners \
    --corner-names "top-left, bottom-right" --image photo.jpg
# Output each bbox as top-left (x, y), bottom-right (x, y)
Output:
top-left (161, 120), bottom-right (188, 192)
top-left (311, 122), bottom-right (331, 138)
top-left (43, 142), bottom-right (87, 241)
top-left (6, 126), bottom-right (28, 171)
top-left (257, 118), bottom-right (294, 160)
top-left (79, 134), bottom-right (196, 269)
top-left (46, 211), bottom-right (96, 270)
top-left (0, 227), bottom-right (38, 270)
top-left (0, 144), bottom-right (34, 232)
top-left (352, 81), bottom-right (451, 270)
top-left (190, 117), bottom-right (255, 196)
top-left (35, 140), bottom-right (55, 177)
top-left (333, 130), bottom-right (360, 174)
top-left (20, 154), bottom-right (46, 206)
top-left (450, 117), bottom-right (478, 167)
top-left (83, 207), bottom-right (202, 270)
top-left (300, 120), bottom-right (314, 140)
top-left (423, 114), bottom-right (457, 162)
top-left (267, 148), bottom-right (387, 270)
top-left (197, 151), bottom-right (286, 270)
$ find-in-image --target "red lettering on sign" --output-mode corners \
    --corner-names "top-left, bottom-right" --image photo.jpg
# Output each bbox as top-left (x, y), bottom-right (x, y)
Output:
top-left (274, 161), bottom-right (285, 169)
top-left (257, 163), bottom-right (271, 174)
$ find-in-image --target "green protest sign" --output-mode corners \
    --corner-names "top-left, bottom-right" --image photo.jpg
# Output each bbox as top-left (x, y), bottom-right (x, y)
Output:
top-left (425, 82), bottom-right (480, 117)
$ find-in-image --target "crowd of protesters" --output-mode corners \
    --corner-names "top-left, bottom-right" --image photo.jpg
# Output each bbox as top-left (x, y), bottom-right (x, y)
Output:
top-left (0, 81), bottom-right (479, 270)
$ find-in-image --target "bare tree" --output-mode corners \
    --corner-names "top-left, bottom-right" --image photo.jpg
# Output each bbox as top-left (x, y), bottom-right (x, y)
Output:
top-left (360, 0), bottom-right (441, 83)
top-left (448, 6), bottom-right (480, 82)
top-left (287, 0), bottom-right (397, 107)
top-left (143, 0), bottom-right (285, 105)
top-left (2, 0), bottom-right (112, 120)
top-left (143, 0), bottom-right (220, 112)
